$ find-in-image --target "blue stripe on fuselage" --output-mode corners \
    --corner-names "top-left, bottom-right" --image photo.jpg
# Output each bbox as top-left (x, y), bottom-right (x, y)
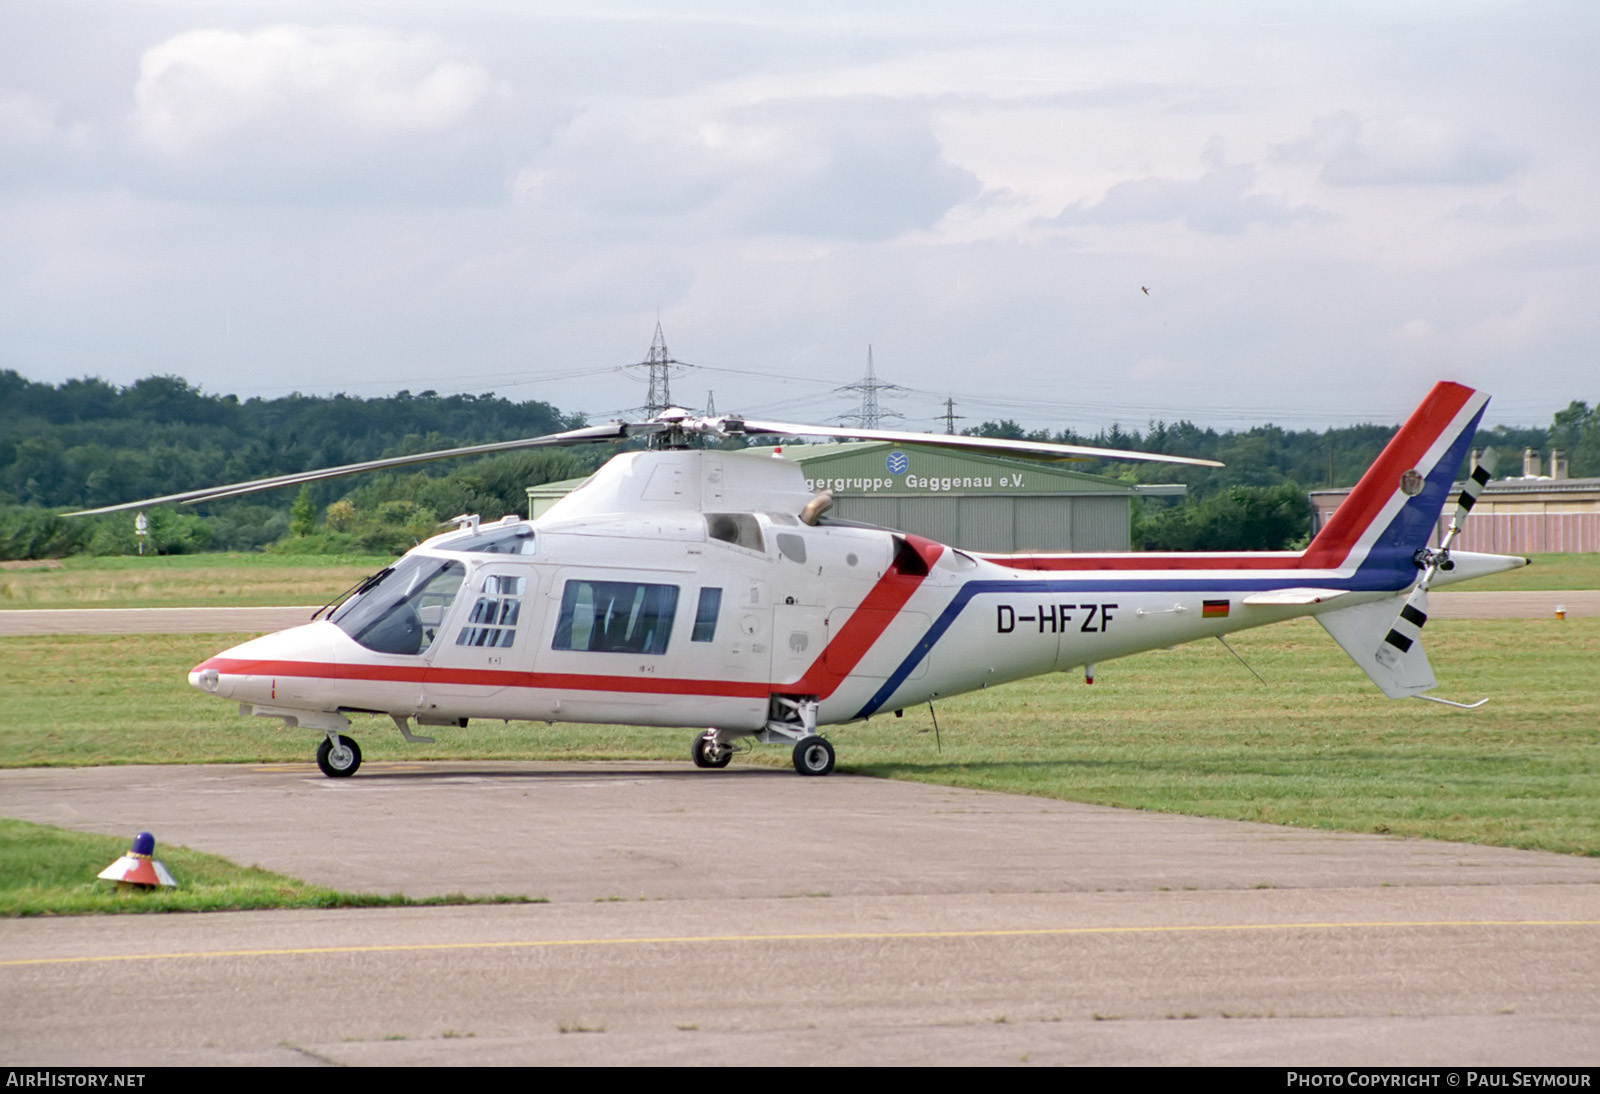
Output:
top-left (854, 575), bottom-right (1342, 719)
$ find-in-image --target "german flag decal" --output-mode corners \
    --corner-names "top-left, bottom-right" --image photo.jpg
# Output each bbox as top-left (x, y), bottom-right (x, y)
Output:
top-left (1202, 599), bottom-right (1230, 618)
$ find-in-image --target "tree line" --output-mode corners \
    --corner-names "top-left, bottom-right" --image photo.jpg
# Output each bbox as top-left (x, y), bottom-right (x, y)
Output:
top-left (0, 371), bottom-right (599, 558)
top-left (2, 369), bottom-right (1594, 557)
top-left (966, 401), bottom-right (1591, 551)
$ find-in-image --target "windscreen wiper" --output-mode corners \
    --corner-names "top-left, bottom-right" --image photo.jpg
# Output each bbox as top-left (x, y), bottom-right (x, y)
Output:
top-left (312, 566), bottom-right (394, 621)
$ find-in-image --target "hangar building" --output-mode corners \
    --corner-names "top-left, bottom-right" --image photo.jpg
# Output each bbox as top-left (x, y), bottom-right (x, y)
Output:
top-left (530, 442), bottom-right (1176, 553)
top-left (1309, 449), bottom-right (1600, 554)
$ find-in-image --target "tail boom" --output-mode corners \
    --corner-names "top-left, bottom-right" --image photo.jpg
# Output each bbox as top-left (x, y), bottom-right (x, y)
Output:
top-left (967, 382), bottom-right (1504, 707)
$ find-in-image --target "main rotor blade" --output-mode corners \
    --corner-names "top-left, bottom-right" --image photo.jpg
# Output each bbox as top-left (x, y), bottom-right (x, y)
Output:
top-left (728, 418), bottom-right (1225, 468)
top-left (64, 421), bottom-right (645, 516)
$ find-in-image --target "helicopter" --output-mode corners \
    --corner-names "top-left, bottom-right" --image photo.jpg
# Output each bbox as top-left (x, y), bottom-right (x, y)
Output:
top-left (70, 381), bottom-right (1524, 778)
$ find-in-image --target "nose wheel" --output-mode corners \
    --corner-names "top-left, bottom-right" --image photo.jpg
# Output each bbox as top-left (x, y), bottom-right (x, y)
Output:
top-left (691, 730), bottom-right (733, 769)
top-left (317, 735), bottom-right (362, 778)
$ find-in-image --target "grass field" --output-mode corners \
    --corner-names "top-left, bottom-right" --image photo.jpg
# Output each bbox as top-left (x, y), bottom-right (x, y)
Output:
top-left (0, 818), bottom-right (537, 916)
top-left (0, 552), bottom-right (393, 609)
top-left (4, 616), bottom-right (1596, 856)
top-left (1, 550), bottom-right (1593, 609)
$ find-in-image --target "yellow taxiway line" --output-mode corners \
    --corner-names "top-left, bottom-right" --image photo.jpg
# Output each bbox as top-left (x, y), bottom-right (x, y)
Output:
top-left (6, 919), bottom-right (1597, 968)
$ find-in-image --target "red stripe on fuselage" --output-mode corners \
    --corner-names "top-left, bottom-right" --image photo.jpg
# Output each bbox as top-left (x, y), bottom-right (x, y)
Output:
top-left (194, 535), bottom-right (945, 703)
top-left (196, 655), bottom-right (774, 699)
top-left (983, 553), bottom-right (1301, 571)
top-left (788, 535), bottom-right (943, 696)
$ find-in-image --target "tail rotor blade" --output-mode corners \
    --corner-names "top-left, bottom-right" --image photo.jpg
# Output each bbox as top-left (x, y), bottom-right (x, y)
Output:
top-left (1377, 584), bottom-right (1429, 670)
top-left (1440, 447), bottom-right (1497, 553)
top-left (1370, 447), bottom-right (1496, 705)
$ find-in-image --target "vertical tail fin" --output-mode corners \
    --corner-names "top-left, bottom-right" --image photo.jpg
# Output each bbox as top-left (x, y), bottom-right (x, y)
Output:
top-left (1303, 382), bottom-right (1489, 585)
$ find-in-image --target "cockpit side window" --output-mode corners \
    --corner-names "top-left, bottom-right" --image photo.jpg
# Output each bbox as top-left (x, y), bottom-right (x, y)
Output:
top-left (330, 557), bottom-right (465, 655)
top-left (456, 574), bottom-right (526, 648)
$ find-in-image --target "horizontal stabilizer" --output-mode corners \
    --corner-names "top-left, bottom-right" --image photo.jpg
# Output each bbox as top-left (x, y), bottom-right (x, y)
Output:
top-left (1316, 593), bottom-right (1436, 699)
top-left (1241, 587), bottom-right (1349, 606)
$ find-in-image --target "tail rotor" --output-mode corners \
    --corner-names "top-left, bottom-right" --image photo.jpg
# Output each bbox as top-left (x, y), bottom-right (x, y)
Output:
top-left (1320, 447), bottom-right (1500, 707)
top-left (1379, 448), bottom-right (1497, 666)
top-left (1434, 447), bottom-right (1498, 563)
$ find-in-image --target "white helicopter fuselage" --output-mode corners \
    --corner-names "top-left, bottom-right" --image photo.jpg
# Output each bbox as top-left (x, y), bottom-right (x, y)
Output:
top-left (187, 382), bottom-right (1526, 776)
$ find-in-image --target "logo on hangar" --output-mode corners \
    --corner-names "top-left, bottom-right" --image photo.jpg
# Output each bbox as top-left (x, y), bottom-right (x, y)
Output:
top-left (886, 450), bottom-right (910, 475)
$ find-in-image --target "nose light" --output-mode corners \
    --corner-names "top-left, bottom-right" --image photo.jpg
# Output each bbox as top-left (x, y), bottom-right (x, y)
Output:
top-left (197, 669), bottom-right (220, 693)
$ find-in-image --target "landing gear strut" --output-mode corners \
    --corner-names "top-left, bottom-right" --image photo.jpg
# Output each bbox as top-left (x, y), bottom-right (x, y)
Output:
top-left (317, 734), bottom-right (362, 778)
top-left (759, 696), bottom-right (836, 776)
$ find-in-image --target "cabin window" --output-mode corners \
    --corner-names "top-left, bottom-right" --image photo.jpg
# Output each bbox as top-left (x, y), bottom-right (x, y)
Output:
top-left (691, 587), bottom-right (722, 642)
top-left (456, 574), bottom-right (526, 648)
top-left (705, 513), bottom-right (764, 552)
top-left (553, 580), bottom-right (679, 655)
top-left (330, 557), bottom-right (465, 656)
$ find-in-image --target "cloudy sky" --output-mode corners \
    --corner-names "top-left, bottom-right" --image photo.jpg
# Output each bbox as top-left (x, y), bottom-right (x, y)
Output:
top-left (2, 0), bottom-right (1595, 434)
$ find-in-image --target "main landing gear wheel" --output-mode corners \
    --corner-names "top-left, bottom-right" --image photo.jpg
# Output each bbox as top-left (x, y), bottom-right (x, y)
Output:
top-left (317, 735), bottom-right (362, 778)
top-left (792, 735), bottom-right (835, 777)
top-left (691, 731), bottom-right (732, 769)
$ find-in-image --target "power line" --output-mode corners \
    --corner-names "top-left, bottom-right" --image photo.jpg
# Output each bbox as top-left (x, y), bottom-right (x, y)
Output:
top-left (625, 321), bottom-right (694, 419)
top-left (835, 345), bottom-right (906, 430)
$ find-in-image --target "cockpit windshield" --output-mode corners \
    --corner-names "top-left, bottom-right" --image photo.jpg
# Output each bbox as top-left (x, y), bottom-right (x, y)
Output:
top-left (329, 556), bottom-right (465, 655)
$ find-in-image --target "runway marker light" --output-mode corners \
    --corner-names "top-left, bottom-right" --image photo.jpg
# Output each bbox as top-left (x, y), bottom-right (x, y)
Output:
top-left (97, 830), bottom-right (177, 891)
